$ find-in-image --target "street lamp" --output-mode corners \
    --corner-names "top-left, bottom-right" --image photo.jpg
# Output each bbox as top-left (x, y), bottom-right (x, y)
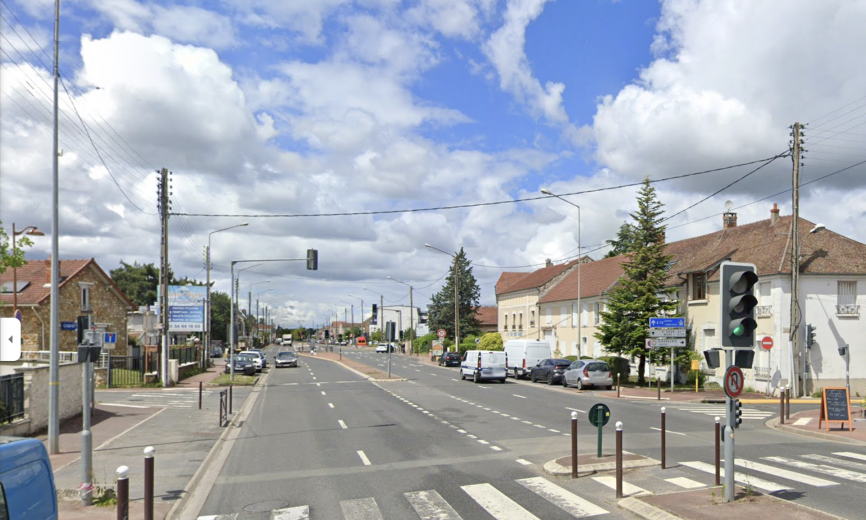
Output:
top-left (255, 287), bottom-right (273, 345)
top-left (387, 276), bottom-right (415, 354)
top-left (541, 189), bottom-right (581, 357)
top-left (348, 295), bottom-right (365, 341)
top-left (11, 224), bottom-right (45, 318)
top-left (206, 222), bottom-right (248, 365)
top-left (425, 243), bottom-right (461, 349)
top-left (793, 222), bottom-right (826, 396)
top-left (364, 288), bottom-right (386, 344)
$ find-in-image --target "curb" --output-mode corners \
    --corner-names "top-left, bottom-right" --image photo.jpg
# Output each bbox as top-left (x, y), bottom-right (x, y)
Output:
top-left (543, 454), bottom-right (660, 476)
top-left (618, 496), bottom-right (682, 520)
top-left (765, 417), bottom-right (866, 447)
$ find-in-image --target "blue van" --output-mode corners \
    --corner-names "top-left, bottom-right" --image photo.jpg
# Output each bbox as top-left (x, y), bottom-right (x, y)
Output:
top-left (0, 437), bottom-right (58, 520)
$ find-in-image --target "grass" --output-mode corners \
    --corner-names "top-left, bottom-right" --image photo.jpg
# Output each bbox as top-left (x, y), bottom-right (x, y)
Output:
top-left (209, 374), bottom-right (257, 386)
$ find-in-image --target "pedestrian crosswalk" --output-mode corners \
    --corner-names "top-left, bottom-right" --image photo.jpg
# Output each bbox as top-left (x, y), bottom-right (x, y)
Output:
top-left (198, 451), bottom-right (866, 519)
top-left (667, 404), bottom-right (775, 420)
top-left (103, 389), bottom-right (214, 409)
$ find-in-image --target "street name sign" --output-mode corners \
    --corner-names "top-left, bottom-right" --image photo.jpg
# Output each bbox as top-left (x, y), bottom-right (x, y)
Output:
top-left (61, 321), bottom-right (77, 331)
top-left (649, 328), bottom-right (686, 338)
top-left (646, 338), bottom-right (686, 348)
top-left (649, 317), bottom-right (685, 328)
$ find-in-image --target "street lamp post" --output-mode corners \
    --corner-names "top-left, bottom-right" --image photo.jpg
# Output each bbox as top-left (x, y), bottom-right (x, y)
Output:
top-left (425, 244), bottom-right (461, 350)
top-left (255, 287), bottom-right (272, 346)
top-left (541, 189), bottom-right (581, 357)
top-left (206, 223), bottom-right (248, 366)
top-left (348, 295), bottom-right (365, 341)
top-left (387, 276), bottom-right (415, 355)
top-left (10, 224), bottom-right (45, 318)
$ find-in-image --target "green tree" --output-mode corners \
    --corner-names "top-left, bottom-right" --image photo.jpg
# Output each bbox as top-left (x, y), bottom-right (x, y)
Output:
top-left (594, 179), bottom-right (679, 385)
top-left (109, 261), bottom-right (204, 307)
top-left (0, 220), bottom-right (35, 277)
top-left (428, 248), bottom-right (481, 340)
top-left (479, 332), bottom-right (503, 351)
top-left (209, 291), bottom-right (231, 342)
top-left (604, 222), bottom-right (638, 258)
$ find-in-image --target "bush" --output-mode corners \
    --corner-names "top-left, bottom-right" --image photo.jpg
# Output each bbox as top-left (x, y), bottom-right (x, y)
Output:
top-left (599, 356), bottom-right (630, 383)
top-left (686, 368), bottom-right (708, 387)
top-left (479, 332), bottom-right (503, 351)
top-left (563, 355), bottom-right (578, 362)
top-left (414, 333), bottom-right (438, 354)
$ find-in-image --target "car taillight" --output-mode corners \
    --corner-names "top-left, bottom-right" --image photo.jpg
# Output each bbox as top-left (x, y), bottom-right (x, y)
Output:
top-left (583, 368), bottom-right (589, 378)
top-left (477, 356), bottom-right (481, 369)
top-left (608, 371), bottom-right (612, 379)
top-left (523, 359), bottom-right (526, 369)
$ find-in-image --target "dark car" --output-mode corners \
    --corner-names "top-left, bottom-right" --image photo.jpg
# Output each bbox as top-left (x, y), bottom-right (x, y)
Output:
top-left (225, 357), bottom-right (256, 376)
top-left (439, 351), bottom-right (462, 367)
top-left (530, 358), bottom-right (573, 385)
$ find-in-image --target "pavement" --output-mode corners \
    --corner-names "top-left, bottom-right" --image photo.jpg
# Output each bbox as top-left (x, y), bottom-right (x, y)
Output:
top-left (39, 360), bottom-right (255, 520)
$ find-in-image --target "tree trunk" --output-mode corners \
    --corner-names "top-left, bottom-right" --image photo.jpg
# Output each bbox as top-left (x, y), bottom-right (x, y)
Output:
top-left (637, 352), bottom-right (647, 386)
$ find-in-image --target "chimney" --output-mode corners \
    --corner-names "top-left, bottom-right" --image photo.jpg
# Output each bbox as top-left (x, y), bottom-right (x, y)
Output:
top-left (545, 258), bottom-right (553, 267)
top-left (723, 211), bottom-right (737, 229)
top-left (770, 203), bottom-right (780, 225)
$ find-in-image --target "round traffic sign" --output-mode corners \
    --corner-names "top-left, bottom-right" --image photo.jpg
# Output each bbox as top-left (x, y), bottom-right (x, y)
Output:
top-left (724, 366), bottom-right (745, 398)
top-left (588, 403), bottom-right (611, 427)
top-left (437, 329), bottom-right (446, 338)
top-left (761, 336), bottom-right (774, 350)
top-left (475, 338), bottom-right (481, 344)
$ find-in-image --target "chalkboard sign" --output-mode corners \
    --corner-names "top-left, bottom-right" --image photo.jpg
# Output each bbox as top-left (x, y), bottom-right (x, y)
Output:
top-left (818, 387), bottom-right (852, 431)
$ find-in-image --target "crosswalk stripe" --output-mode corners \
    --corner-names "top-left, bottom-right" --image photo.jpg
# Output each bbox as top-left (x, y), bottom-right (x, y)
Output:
top-left (591, 476), bottom-right (650, 497)
top-left (340, 497), bottom-right (384, 520)
top-left (763, 456), bottom-right (866, 483)
top-left (680, 461), bottom-right (791, 492)
top-left (834, 452), bottom-right (866, 462)
top-left (461, 483), bottom-right (540, 520)
top-left (734, 459), bottom-right (838, 487)
top-left (664, 477), bottom-right (704, 489)
top-left (271, 505), bottom-right (310, 520)
top-left (803, 454), bottom-right (866, 471)
top-left (792, 418), bottom-right (812, 426)
top-left (517, 477), bottom-right (608, 517)
top-left (405, 490), bottom-right (463, 520)
top-left (197, 515), bottom-right (237, 520)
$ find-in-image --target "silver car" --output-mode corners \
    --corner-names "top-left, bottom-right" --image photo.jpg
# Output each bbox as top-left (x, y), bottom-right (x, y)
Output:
top-left (237, 352), bottom-right (262, 372)
top-left (274, 351), bottom-right (298, 368)
top-left (562, 359), bottom-right (613, 390)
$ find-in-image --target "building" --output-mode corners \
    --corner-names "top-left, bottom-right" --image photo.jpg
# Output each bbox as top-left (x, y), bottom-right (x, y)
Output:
top-left (0, 258), bottom-right (135, 354)
top-left (475, 306), bottom-right (498, 335)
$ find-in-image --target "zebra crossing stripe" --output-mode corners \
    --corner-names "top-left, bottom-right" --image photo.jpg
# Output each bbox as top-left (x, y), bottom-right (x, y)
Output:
top-left (803, 454), bottom-right (866, 471)
top-left (734, 459), bottom-right (838, 487)
top-left (271, 505), bottom-right (310, 520)
top-left (461, 483), bottom-right (540, 520)
top-left (591, 476), bottom-right (650, 497)
top-left (405, 490), bottom-right (463, 520)
top-left (340, 497), bottom-right (384, 520)
top-left (197, 515), bottom-right (237, 520)
top-left (680, 461), bottom-right (791, 492)
top-left (763, 456), bottom-right (866, 483)
top-left (664, 477), bottom-right (704, 489)
top-left (517, 477), bottom-right (608, 517)
top-left (834, 452), bottom-right (866, 462)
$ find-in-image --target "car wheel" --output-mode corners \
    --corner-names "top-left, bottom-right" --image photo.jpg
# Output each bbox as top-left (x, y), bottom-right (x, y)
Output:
top-left (547, 374), bottom-right (554, 385)
top-left (461, 371), bottom-right (466, 381)
top-left (500, 378), bottom-right (506, 384)
top-left (575, 379), bottom-right (584, 390)
top-left (530, 373), bottom-right (537, 383)
top-left (606, 385), bottom-right (613, 390)
top-left (562, 377), bottom-right (568, 388)
top-left (474, 372), bottom-right (480, 384)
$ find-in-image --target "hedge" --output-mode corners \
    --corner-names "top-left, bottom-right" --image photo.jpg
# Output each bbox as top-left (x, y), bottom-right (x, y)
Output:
top-left (599, 355), bottom-right (630, 383)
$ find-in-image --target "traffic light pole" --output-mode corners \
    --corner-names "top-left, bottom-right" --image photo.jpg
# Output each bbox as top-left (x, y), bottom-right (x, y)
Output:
top-left (724, 348), bottom-right (734, 503)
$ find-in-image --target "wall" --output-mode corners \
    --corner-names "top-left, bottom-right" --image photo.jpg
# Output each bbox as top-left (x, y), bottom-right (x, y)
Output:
top-left (498, 290), bottom-right (539, 340)
top-left (0, 361), bottom-right (83, 436)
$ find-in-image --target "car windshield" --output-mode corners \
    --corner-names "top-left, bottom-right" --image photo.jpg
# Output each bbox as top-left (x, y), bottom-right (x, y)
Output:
top-left (554, 359), bottom-right (571, 367)
top-left (586, 362), bottom-right (609, 371)
top-left (237, 353), bottom-right (255, 360)
top-left (278, 352), bottom-right (296, 358)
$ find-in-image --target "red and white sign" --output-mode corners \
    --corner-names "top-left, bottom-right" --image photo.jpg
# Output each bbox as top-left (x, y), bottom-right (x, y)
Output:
top-left (724, 366), bottom-right (745, 398)
top-left (761, 336), bottom-right (774, 350)
top-left (437, 329), bottom-right (447, 338)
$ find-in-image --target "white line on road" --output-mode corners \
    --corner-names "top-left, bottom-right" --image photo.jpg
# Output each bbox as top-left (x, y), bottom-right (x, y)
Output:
top-left (99, 403), bottom-right (152, 409)
top-left (665, 477), bottom-right (704, 489)
top-left (457, 429), bottom-right (466, 434)
top-left (836, 452), bottom-right (866, 462)
top-left (650, 427), bottom-right (686, 436)
top-left (565, 407), bottom-right (586, 414)
top-left (321, 391), bottom-right (326, 395)
top-left (681, 461), bottom-right (790, 492)
top-left (512, 394), bottom-right (526, 399)
top-left (735, 459), bottom-right (837, 487)
top-left (478, 385), bottom-right (491, 389)
top-left (452, 379), bottom-right (459, 382)
top-left (461, 483), bottom-right (540, 520)
top-left (763, 456), bottom-right (866, 482)
top-left (270, 505), bottom-right (310, 520)
top-left (792, 417), bottom-right (812, 426)
top-left (548, 429), bottom-right (560, 433)
top-left (357, 450), bottom-right (372, 466)
top-left (516, 459), bottom-right (532, 465)
top-left (328, 403), bottom-right (334, 409)
top-left (338, 420), bottom-right (348, 429)
top-left (405, 490), bottom-right (463, 520)
top-left (592, 476), bottom-right (650, 497)
top-left (518, 476), bottom-right (609, 517)
top-left (478, 439), bottom-right (489, 445)
top-left (491, 446), bottom-right (502, 451)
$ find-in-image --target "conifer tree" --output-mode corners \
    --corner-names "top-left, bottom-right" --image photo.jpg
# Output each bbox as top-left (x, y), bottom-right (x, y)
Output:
top-left (428, 248), bottom-right (481, 340)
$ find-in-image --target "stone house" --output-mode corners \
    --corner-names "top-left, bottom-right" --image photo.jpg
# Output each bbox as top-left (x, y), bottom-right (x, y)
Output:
top-left (0, 258), bottom-right (135, 354)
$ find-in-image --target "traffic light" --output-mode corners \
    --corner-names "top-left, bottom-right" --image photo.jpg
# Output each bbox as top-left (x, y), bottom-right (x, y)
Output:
top-left (719, 261), bottom-right (758, 348)
top-left (306, 249), bottom-right (318, 270)
top-left (734, 399), bottom-right (743, 428)
top-left (372, 303), bottom-right (377, 315)
top-left (806, 324), bottom-right (816, 349)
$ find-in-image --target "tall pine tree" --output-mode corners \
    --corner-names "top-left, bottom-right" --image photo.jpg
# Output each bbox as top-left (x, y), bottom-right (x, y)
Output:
top-left (428, 248), bottom-right (481, 341)
top-left (595, 179), bottom-right (679, 385)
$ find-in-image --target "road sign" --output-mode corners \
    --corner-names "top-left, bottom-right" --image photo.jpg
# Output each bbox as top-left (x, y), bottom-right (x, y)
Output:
top-left (649, 317), bottom-right (685, 328)
top-left (475, 338), bottom-right (481, 344)
top-left (104, 333), bottom-right (117, 344)
top-left (724, 366), bottom-right (744, 398)
top-left (761, 336), bottom-right (774, 350)
top-left (437, 329), bottom-right (446, 338)
top-left (588, 403), bottom-right (611, 427)
top-left (646, 338), bottom-right (686, 348)
top-left (649, 328), bottom-right (686, 337)
top-left (61, 321), bottom-right (78, 331)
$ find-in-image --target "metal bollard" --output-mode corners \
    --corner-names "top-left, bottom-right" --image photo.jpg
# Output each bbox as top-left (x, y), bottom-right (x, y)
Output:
top-left (571, 411), bottom-right (578, 478)
top-left (786, 384), bottom-right (791, 420)
top-left (116, 465), bottom-right (129, 520)
top-left (714, 416), bottom-right (721, 486)
top-left (199, 381), bottom-right (203, 410)
top-left (229, 384), bottom-right (233, 414)
top-left (616, 374), bottom-right (620, 398)
top-left (657, 377), bottom-right (661, 400)
top-left (144, 447), bottom-right (155, 520)
top-left (780, 388), bottom-right (785, 425)
top-left (615, 421), bottom-right (623, 498)
top-left (661, 407), bottom-right (666, 469)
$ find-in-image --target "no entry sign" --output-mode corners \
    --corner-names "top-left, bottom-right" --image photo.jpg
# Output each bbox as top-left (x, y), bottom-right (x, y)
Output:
top-left (761, 336), bottom-right (774, 350)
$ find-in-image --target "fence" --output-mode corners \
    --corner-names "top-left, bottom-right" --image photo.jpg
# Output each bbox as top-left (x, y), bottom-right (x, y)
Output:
top-left (0, 374), bottom-right (25, 425)
top-left (170, 346), bottom-right (197, 365)
top-left (108, 355), bottom-right (145, 387)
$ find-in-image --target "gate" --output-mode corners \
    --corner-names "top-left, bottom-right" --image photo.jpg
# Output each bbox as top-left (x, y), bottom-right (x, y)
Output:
top-left (108, 355), bottom-right (145, 387)
top-left (0, 374), bottom-right (25, 424)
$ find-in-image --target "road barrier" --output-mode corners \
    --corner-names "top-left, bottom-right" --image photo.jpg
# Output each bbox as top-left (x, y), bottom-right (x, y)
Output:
top-left (116, 466), bottom-right (129, 520)
top-left (714, 416), bottom-right (721, 486)
top-left (780, 388), bottom-right (786, 424)
top-left (570, 411), bottom-right (578, 478)
top-left (660, 407), bottom-right (666, 469)
top-left (144, 447), bottom-right (155, 520)
top-left (615, 421), bottom-right (623, 498)
top-left (199, 381), bottom-right (203, 410)
top-left (786, 384), bottom-right (791, 420)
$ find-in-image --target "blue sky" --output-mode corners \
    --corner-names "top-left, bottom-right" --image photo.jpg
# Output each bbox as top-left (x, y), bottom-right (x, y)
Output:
top-left (2, 0), bottom-right (865, 326)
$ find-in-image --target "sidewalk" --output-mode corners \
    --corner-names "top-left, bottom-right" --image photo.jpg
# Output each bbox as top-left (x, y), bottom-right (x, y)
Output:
top-left (44, 362), bottom-right (251, 520)
top-left (770, 404), bottom-right (866, 446)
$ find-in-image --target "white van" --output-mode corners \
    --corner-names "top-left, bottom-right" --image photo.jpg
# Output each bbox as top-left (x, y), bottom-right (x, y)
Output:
top-left (461, 350), bottom-right (507, 384)
top-left (503, 340), bottom-right (552, 379)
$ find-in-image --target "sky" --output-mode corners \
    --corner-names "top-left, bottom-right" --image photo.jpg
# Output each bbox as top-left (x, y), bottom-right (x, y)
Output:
top-left (2, 0), bottom-right (865, 330)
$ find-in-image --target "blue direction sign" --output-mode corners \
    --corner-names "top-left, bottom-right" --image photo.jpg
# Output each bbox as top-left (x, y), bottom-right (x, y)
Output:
top-left (61, 321), bottom-right (77, 331)
top-left (104, 333), bottom-right (117, 344)
top-left (649, 317), bottom-right (685, 328)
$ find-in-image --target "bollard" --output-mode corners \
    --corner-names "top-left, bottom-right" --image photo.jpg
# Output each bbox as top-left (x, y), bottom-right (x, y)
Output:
top-left (615, 421), bottom-right (623, 498)
top-left (616, 373), bottom-right (620, 398)
top-left (229, 384), bottom-right (233, 414)
top-left (571, 411), bottom-right (578, 478)
top-left (714, 416), bottom-right (721, 486)
top-left (780, 388), bottom-right (785, 425)
top-left (660, 407), bottom-right (666, 470)
top-left (657, 377), bottom-right (661, 401)
top-left (340, 348), bottom-right (342, 360)
top-left (116, 465), bottom-right (129, 520)
top-left (144, 447), bottom-right (155, 520)
top-left (786, 384), bottom-right (791, 420)
top-left (199, 381), bottom-right (202, 410)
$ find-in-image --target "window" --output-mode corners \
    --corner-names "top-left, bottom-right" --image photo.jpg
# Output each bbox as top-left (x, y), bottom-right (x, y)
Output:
top-left (571, 304), bottom-right (577, 327)
top-left (560, 306), bottom-right (568, 325)
top-left (512, 313), bottom-right (517, 330)
top-left (518, 312), bottom-right (523, 330)
top-left (530, 310), bottom-right (536, 327)
top-left (581, 303), bottom-right (588, 326)
top-left (838, 281), bottom-right (857, 306)
top-left (81, 285), bottom-right (91, 311)
top-left (691, 273), bottom-right (706, 300)
top-left (758, 282), bottom-right (772, 305)
top-left (546, 308), bottom-right (552, 325)
top-left (503, 314), bottom-right (508, 331)
top-left (593, 302), bottom-right (600, 325)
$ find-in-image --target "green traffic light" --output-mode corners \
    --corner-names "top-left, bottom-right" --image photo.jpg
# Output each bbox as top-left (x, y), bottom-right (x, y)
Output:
top-left (733, 324), bottom-right (744, 336)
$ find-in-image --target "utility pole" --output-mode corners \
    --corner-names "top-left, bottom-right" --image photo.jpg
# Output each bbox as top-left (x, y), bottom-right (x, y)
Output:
top-left (789, 122), bottom-right (802, 397)
top-left (158, 168), bottom-right (171, 387)
top-left (454, 255), bottom-right (460, 349)
top-left (48, 0), bottom-right (61, 455)
top-left (204, 245), bottom-right (210, 366)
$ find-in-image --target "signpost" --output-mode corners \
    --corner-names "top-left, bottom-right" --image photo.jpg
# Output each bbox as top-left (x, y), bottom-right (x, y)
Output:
top-left (588, 403), bottom-right (611, 458)
top-left (649, 317), bottom-right (684, 328)
top-left (648, 318), bottom-right (687, 394)
top-left (61, 321), bottom-right (77, 331)
top-left (646, 338), bottom-right (686, 348)
top-left (649, 328), bottom-right (686, 337)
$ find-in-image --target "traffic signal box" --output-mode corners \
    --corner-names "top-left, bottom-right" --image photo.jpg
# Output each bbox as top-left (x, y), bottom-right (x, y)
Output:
top-left (306, 249), bottom-right (318, 270)
top-left (719, 262), bottom-right (758, 348)
top-left (806, 324), bottom-right (816, 349)
top-left (734, 399), bottom-right (743, 428)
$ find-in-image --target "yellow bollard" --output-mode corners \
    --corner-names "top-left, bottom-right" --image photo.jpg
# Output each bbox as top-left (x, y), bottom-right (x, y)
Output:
top-left (691, 360), bottom-right (700, 393)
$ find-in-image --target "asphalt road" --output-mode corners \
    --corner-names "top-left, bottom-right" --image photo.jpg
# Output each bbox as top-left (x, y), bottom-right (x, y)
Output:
top-left (195, 345), bottom-right (866, 520)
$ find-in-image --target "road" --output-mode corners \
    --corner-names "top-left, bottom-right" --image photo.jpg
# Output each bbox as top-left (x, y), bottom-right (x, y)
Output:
top-left (195, 345), bottom-right (866, 519)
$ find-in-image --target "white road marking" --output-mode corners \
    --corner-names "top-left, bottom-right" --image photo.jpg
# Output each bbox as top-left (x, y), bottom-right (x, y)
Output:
top-left (835, 452), bottom-right (866, 462)
top-left (461, 483), bottom-right (540, 520)
top-left (478, 439), bottom-right (490, 445)
top-left (565, 407), bottom-right (586, 414)
top-left (340, 497), bottom-right (384, 520)
top-left (491, 446), bottom-right (502, 451)
top-left (404, 490), bottom-right (464, 520)
top-left (478, 385), bottom-right (491, 389)
top-left (338, 420), bottom-right (348, 429)
top-left (592, 476), bottom-right (650, 497)
top-left (802, 454), bottom-right (866, 471)
top-left (518, 477), bottom-right (608, 517)
top-left (650, 427), bottom-right (686, 436)
top-left (681, 461), bottom-right (790, 492)
top-left (665, 477), bottom-right (704, 489)
top-left (100, 403), bottom-right (152, 409)
top-left (764, 456), bottom-right (866, 482)
top-left (516, 459), bottom-right (532, 465)
top-left (522, 420), bottom-right (532, 424)
top-left (792, 417), bottom-right (812, 426)
top-left (270, 505), bottom-right (310, 520)
top-left (452, 379), bottom-right (459, 382)
top-left (321, 391), bottom-right (326, 395)
top-left (548, 429), bottom-right (560, 433)
top-left (457, 429), bottom-right (466, 433)
top-left (513, 394), bottom-right (526, 399)
top-left (467, 434), bottom-right (477, 439)
top-left (328, 403), bottom-right (334, 409)
top-left (357, 450), bottom-right (372, 466)
top-left (735, 459), bottom-right (838, 487)
top-left (197, 515), bottom-right (237, 520)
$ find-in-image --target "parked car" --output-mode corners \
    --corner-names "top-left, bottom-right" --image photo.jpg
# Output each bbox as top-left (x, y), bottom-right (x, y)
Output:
top-left (504, 340), bottom-right (552, 379)
top-left (248, 349), bottom-right (267, 369)
top-left (375, 343), bottom-right (396, 353)
top-left (274, 351), bottom-right (299, 368)
top-left (0, 437), bottom-right (58, 520)
top-left (529, 358), bottom-right (572, 385)
top-left (240, 351), bottom-right (264, 372)
top-left (225, 357), bottom-right (256, 376)
top-left (563, 359), bottom-right (613, 390)
top-left (460, 350), bottom-right (507, 383)
top-left (438, 351), bottom-right (462, 367)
